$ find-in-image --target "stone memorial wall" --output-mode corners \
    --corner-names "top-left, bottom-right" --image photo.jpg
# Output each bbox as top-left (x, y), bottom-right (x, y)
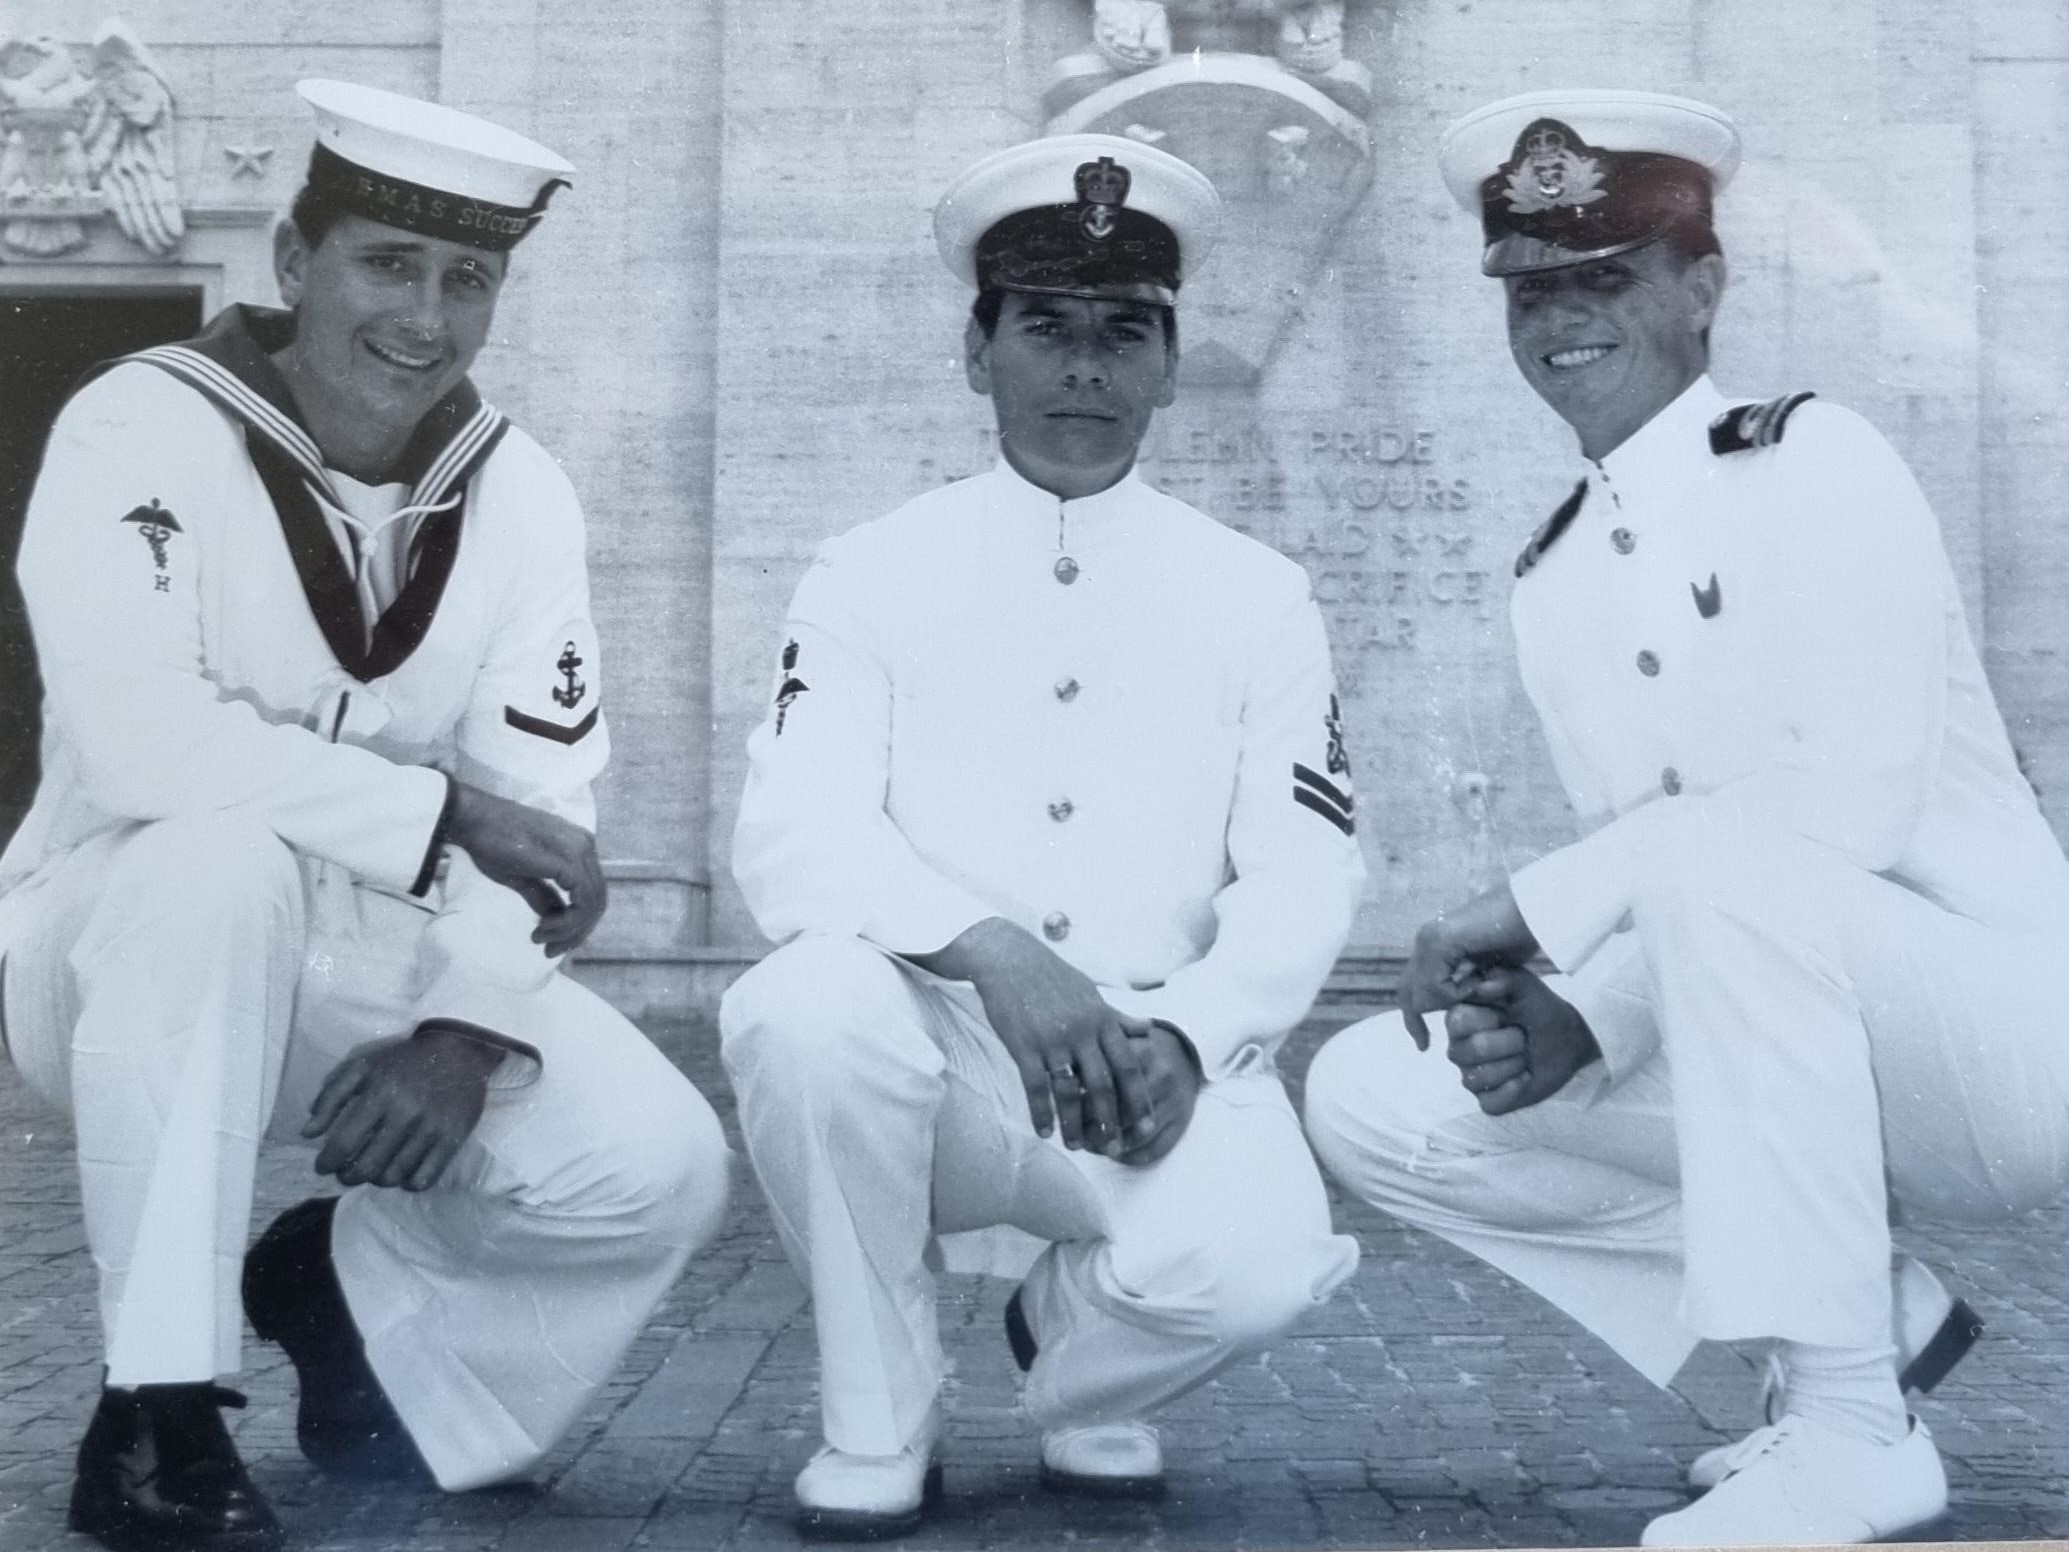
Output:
top-left (1, 0), bottom-right (2063, 1013)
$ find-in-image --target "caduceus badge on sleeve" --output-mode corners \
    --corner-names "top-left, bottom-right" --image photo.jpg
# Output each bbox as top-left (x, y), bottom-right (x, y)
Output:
top-left (120, 498), bottom-right (181, 591)
top-left (774, 639), bottom-right (809, 735)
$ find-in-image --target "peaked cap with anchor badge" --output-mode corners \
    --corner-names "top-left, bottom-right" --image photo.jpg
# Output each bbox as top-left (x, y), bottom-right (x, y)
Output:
top-left (933, 133), bottom-right (1221, 307)
top-left (1437, 89), bottom-right (1741, 276)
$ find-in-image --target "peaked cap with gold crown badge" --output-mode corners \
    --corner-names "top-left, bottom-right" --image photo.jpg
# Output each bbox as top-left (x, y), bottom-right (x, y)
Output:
top-left (1437, 89), bottom-right (1741, 277)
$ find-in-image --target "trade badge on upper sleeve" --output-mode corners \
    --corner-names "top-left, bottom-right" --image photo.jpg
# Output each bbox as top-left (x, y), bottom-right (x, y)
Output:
top-left (1324, 692), bottom-right (1351, 777)
top-left (774, 638), bottom-right (809, 735)
top-left (120, 498), bottom-right (181, 591)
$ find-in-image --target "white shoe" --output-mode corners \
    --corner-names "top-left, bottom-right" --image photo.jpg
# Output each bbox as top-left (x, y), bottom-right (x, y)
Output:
top-left (1687, 1259), bottom-right (1981, 1491)
top-left (1645, 1416), bottom-right (1947, 1547)
top-left (795, 1403), bottom-right (943, 1540)
top-left (1039, 1420), bottom-right (1165, 1498)
top-left (1687, 1351), bottom-right (1786, 1494)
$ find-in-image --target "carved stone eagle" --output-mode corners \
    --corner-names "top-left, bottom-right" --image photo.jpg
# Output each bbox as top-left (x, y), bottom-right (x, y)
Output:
top-left (0, 18), bottom-right (182, 257)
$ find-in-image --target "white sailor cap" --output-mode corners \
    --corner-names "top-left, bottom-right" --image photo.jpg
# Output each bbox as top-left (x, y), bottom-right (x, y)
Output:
top-left (296, 79), bottom-right (574, 252)
top-left (1437, 89), bottom-right (1741, 276)
top-left (933, 133), bottom-right (1221, 307)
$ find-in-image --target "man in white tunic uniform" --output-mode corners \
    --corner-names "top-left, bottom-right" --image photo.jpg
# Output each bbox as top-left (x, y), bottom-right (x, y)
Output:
top-left (1302, 90), bottom-right (2069, 1546)
top-left (722, 134), bottom-right (1363, 1538)
top-left (0, 82), bottom-right (729, 1551)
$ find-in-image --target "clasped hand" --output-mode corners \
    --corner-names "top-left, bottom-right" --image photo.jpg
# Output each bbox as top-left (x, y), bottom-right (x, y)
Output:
top-left (1442, 967), bottom-right (1601, 1115)
top-left (1397, 883), bottom-right (1597, 1115)
top-left (913, 919), bottom-right (1200, 1165)
top-left (1397, 881), bottom-right (1540, 1050)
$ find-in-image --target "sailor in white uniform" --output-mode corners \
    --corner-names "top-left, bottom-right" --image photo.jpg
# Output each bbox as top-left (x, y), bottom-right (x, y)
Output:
top-left (722, 134), bottom-right (1363, 1538)
top-left (0, 81), bottom-right (730, 1550)
top-left (1302, 90), bottom-right (2069, 1546)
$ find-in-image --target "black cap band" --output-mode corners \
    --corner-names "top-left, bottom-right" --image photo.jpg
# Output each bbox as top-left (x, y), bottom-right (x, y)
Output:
top-left (303, 142), bottom-right (564, 252)
top-left (975, 204), bottom-right (1182, 306)
top-left (1478, 119), bottom-right (1713, 274)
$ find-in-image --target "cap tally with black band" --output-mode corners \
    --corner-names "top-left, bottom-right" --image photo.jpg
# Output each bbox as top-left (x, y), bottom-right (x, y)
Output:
top-left (296, 78), bottom-right (575, 253)
top-left (303, 141), bottom-right (560, 252)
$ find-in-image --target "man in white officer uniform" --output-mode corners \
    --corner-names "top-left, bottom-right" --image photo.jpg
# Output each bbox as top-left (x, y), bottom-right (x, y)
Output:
top-left (0, 82), bottom-right (730, 1550)
top-left (722, 134), bottom-right (1363, 1538)
top-left (1303, 90), bottom-right (2069, 1546)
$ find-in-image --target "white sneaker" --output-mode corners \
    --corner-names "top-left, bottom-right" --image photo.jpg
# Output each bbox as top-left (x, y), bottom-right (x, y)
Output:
top-left (1687, 1260), bottom-right (1980, 1491)
top-left (1687, 1352), bottom-right (1787, 1494)
top-left (1039, 1420), bottom-right (1165, 1497)
top-left (1645, 1416), bottom-right (1947, 1547)
top-left (795, 1403), bottom-right (943, 1540)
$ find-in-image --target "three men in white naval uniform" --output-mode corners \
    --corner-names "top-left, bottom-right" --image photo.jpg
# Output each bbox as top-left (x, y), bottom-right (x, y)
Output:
top-left (0, 82), bottom-right (730, 1550)
top-left (1302, 90), bottom-right (2069, 1546)
top-left (723, 134), bottom-right (1363, 1537)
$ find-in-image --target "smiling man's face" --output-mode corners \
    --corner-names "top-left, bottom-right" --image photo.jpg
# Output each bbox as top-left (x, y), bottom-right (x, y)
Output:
top-left (965, 290), bottom-right (1178, 500)
top-left (1503, 239), bottom-right (1724, 461)
top-left (274, 211), bottom-right (506, 455)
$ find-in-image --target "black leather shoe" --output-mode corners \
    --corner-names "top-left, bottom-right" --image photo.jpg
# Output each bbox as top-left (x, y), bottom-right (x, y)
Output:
top-left (1004, 1286), bottom-right (1039, 1374)
top-left (69, 1382), bottom-right (284, 1552)
top-left (241, 1197), bottom-right (433, 1484)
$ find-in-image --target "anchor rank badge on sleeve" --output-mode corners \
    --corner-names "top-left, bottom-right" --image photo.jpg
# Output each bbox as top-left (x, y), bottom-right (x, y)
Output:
top-left (503, 616), bottom-right (600, 745)
top-left (1294, 694), bottom-right (1356, 836)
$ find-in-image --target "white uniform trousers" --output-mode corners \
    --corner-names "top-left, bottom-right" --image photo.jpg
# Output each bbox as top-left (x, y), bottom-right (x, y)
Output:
top-left (1303, 808), bottom-right (2069, 1386)
top-left (0, 811), bottom-right (732, 1490)
top-left (720, 933), bottom-right (1358, 1457)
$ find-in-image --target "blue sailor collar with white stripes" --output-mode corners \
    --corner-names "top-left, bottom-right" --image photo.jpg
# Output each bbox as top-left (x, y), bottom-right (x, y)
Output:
top-left (120, 303), bottom-right (507, 512)
top-left (91, 302), bottom-right (510, 684)
top-left (985, 455), bottom-right (1153, 542)
top-left (1590, 373), bottom-right (1730, 503)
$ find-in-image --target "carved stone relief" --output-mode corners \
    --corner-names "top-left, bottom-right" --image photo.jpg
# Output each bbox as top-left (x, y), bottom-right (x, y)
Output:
top-left (0, 18), bottom-right (181, 258)
top-left (1044, 4), bottom-right (1378, 383)
top-left (1047, 0), bottom-right (1373, 120)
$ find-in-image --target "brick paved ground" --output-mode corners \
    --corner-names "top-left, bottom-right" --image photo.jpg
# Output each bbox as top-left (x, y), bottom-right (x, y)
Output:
top-left (2, 1015), bottom-right (2065, 1551)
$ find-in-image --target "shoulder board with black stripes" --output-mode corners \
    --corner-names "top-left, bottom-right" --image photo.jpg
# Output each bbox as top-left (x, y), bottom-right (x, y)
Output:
top-left (1515, 478), bottom-right (1588, 578)
top-left (1708, 391), bottom-right (1816, 456)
